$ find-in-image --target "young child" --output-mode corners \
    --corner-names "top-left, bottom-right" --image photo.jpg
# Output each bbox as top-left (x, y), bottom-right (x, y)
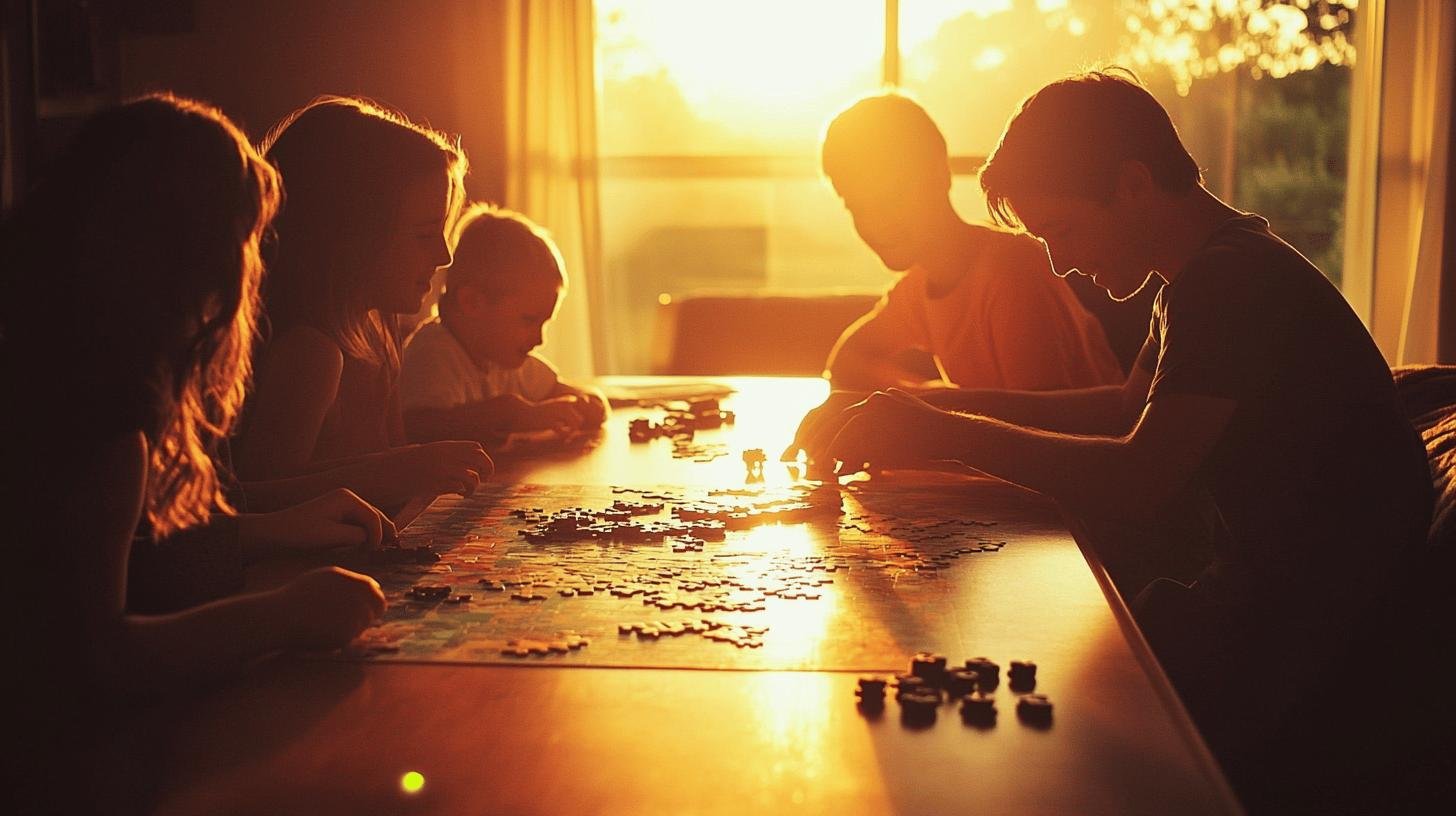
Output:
top-left (400, 204), bottom-right (608, 446)
top-left (817, 92), bottom-right (1123, 392)
top-left (0, 95), bottom-right (395, 727)
top-left (232, 96), bottom-right (493, 505)
top-left (801, 71), bottom-right (1433, 809)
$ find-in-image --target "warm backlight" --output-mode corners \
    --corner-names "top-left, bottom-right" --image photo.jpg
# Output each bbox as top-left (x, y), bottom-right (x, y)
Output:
top-left (596, 0), bottom-right (1017, 150)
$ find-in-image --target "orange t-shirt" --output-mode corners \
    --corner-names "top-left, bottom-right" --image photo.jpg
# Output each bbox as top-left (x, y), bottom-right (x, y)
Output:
top-left (873, 229), bottom-right (1122, 390)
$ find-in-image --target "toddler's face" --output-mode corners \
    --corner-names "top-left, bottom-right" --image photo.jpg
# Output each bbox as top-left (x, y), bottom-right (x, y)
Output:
top-left (468, 279), bottom-right (563, 368)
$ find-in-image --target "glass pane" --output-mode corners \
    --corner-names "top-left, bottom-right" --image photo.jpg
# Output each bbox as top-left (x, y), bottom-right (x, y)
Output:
top-left (595, 1), bottom-right (1358, 372)
top-left (901, 0), bottom-right (1356, 285)
top-left (600, 174), bottom-right (892, 373)
top-left (597, 0), bottom-right (884, 156)
top-left (596, 0), bottom-right (889, 373)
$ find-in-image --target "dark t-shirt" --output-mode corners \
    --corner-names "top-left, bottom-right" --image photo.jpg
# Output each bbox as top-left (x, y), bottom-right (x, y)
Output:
top-left (1135, 215), bottom-right (1432, 594)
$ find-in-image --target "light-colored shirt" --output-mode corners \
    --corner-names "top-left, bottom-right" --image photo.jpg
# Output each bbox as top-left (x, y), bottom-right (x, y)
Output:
top-left (873, 229), bottom-right (1123, 390)
top-left (400, 320), bottom-right (560, 411)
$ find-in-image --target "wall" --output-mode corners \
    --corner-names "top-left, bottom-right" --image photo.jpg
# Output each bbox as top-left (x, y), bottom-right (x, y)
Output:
top-left (117, 0), bottom-right (508, 202)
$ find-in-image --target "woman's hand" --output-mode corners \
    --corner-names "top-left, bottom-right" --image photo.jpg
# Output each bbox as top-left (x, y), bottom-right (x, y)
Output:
top-left (267, 566), bottom-right (387, 650)
top-left (388, 440), bottom-right (494, 497)
top-left (238, 488), bottom-right (394, 559)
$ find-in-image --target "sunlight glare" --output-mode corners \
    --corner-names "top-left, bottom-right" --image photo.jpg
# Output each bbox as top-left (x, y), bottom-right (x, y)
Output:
top-left (598, 0), bottom-right (881, 131)
top-left (724, 523), bottom-right (838, 666)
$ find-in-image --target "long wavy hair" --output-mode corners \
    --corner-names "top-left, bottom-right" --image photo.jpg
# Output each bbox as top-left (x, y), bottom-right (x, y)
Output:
top-left (258, 96), bottom-right (467, 373)
top-left (0, 94), bottom-right (281, 537)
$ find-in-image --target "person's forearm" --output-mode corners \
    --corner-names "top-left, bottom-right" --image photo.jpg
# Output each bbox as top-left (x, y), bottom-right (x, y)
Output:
top-left (826, 344), bottom-right (929, 390)
top-left (403, 401), bottom-right (517, 444)
top-left (920, 385), bottom-right (1131, 435)
top-left (931, 411), bottom-right (1150, 515)
top-left (103, 589), bottom-right (295, 697)
top-left (242, 454), bottom-right (405, 511)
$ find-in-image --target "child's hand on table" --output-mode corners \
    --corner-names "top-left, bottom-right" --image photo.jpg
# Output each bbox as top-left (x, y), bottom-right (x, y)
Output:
top-left (269, 566), bottom-right (387, 650)
top-left (239, 488), bottom-right (395, 558)
top-left (388, 440), bottom-right (494, 497)
top-left (572, 387), bottom-right (610, 428)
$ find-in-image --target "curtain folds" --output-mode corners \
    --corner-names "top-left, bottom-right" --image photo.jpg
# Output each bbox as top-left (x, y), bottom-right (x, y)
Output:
top-left (503, 0), bottom-right (609, 378)
top-left (1393, 0), bottom-right (1455, 364)
top-left (1366, 0), bottom-right (1455, 365)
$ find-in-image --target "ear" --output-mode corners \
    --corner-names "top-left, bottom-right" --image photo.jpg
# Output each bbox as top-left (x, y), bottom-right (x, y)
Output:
top-left (1111, 159), bottom-right (1156, 206)
top-left (455, 285), bottom-right (488, 316)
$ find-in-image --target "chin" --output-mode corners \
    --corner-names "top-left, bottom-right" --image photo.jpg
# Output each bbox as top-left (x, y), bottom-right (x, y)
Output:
top-left (1103, 272), bottom-right (1154, 303)
top-left (877, 252), bottom-right (915, 272)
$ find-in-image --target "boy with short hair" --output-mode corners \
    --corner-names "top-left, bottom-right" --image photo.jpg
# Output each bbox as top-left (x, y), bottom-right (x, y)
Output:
top-left (817, 92), bottom-right (1122, 391)
top-left (801, 70), bottom-right (1433, 806)
top-left (400, 204), bottom-right (607, 447)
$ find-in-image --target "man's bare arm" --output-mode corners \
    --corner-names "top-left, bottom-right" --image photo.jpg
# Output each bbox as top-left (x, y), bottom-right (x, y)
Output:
top-left (919, 365), bottom-right (1152, 436)
top-left (825, 307), bottom-right (939, 390)
top-left (827, 387), bottom-right (1231, 519)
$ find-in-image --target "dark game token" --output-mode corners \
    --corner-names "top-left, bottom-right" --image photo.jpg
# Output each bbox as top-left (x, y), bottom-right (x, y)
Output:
top-left (1017, 693), bottom-right (1054, 726)
top-left (964, 657), bottom-right (1000, 688)
top-left (960, 692), bottom-right (998, 725)
top-left (855, 678), bottom-right (886, 712)
top-left (856, 676), bottom-right (889, 699)
top-left (898, 690), bottom-right (941, 727)
top-left (893, 673), bottom-right (932, 699)
top-left (910, 652), bottom-right (948, 685)
top-left (945, 669), bottom-right (980, 697)
top-left (446, 594), bottom-right (472, 604)
top-left (1009, 660), bottom-right (1038, 690)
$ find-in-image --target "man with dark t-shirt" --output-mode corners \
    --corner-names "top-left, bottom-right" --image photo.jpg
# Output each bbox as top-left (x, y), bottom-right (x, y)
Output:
top-left (792, 70), bottom-right (1433, 809)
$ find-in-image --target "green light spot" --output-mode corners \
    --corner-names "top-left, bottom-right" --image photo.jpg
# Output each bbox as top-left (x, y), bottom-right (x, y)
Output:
top-left (400, 771), bottom-right (425, 794)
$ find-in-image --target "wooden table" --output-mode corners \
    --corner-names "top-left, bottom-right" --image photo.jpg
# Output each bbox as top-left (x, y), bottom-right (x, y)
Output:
top-left (111, 377), bottom-right (1241, 815)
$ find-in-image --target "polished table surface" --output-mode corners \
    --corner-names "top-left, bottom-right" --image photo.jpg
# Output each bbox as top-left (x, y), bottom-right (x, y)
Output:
top-left (122, 377), bottom-right (1240, 815)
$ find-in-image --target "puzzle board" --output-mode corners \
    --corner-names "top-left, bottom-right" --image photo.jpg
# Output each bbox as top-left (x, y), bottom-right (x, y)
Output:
top-left (340, 480), bottom-right (1061, 671)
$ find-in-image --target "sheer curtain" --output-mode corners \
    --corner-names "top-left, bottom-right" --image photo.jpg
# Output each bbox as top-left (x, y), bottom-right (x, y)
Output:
top-left (503, 0), bottom-right (610, 379)
top-left (1393, 0), bottom-right (1455, 364)
top-left (1359, 0), bottom-right (1455, 364)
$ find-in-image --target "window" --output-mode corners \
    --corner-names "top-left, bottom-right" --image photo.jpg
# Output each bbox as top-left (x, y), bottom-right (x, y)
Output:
top-left (596, 0), bottom-right (1358, 372)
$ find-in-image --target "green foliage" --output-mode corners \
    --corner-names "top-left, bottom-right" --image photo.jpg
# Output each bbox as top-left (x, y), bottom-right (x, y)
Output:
top-left (1233, 64), bottom-right (1351, 285)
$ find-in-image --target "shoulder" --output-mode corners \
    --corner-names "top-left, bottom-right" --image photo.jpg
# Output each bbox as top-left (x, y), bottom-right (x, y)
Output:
top-left (402, 321), bottom-right (460, 362)
top-left (976, 226), bottom-right (1047, 267)
top-left (956, 226), bottom-right (1050, 284)
top-left (522, 353), bottom-right (560, 379)
top-left (973, 229), bottom-right (1064, 302)
top-left (871, 270), bottom-right (927, 324)
top-left (403, 320), bottom-right (449, 350)
top-left (1182, 215), bottom-right (1302, 283)
top-left (262, 325), bottom-right (345, 378)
